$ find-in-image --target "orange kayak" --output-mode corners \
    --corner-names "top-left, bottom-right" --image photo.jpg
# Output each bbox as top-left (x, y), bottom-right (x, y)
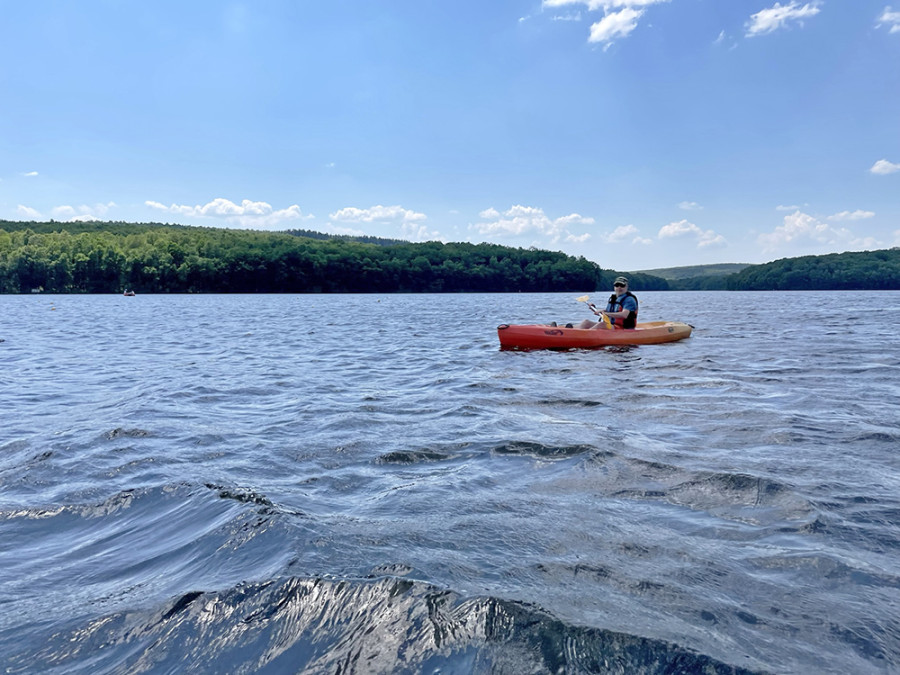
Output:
top-left (497, 321), bottom-right (693, 350)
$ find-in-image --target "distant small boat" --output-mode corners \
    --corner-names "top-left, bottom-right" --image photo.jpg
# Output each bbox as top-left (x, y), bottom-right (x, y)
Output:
top-left (123, 290), bottom-right (136, 296)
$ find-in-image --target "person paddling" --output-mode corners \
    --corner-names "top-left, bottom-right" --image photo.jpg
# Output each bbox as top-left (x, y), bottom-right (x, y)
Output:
top-left (577, 277), bottom-right (638, 330)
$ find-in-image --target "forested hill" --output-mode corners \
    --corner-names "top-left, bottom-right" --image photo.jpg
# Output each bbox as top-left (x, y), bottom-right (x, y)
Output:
top-left (644, 249), bottom-right (900, 290)
top-left (722, 248), bottom-right (900, 290)
top-left (0, 220), bottom-right (668, 294)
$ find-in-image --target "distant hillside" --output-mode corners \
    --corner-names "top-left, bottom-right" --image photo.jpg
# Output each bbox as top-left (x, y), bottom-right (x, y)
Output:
top-left (635, 263), bottom-right (752, 280)
top-left (1, 219), bottom-right (669, 294)
top-left (725, 248), bottom-right (900, 290)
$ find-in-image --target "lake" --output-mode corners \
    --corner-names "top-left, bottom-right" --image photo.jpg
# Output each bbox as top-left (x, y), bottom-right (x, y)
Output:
top-left (1, 291), bottom-right (899, 674)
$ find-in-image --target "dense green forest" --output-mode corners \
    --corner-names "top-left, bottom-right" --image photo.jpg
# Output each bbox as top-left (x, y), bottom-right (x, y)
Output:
top-left (5, 220), bottom-right (896, 293)
top-left (0, 220), bottom-right (668, 294)
top-left (650, 250), bottom-right (900, 290)
top-left (721, 249), bottom-right (900, 290)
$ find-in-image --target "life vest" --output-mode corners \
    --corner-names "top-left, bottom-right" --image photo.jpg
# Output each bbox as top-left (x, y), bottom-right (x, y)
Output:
top-left (607, 291), bottom-right (638, 329)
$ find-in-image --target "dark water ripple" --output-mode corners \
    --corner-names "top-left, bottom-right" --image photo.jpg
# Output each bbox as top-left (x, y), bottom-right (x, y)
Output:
top-left (2, 291), bottom-right (900, 674)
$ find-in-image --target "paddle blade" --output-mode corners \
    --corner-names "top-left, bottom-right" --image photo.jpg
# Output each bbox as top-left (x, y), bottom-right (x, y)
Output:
top-left (575, 295), bottom-right (590, 303)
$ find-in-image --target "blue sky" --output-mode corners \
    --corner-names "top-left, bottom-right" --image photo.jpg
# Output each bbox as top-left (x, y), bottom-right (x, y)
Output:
top-left (2, 1), bottom-right (898, 270)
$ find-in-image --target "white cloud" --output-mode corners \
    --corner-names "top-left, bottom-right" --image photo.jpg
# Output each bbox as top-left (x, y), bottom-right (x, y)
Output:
top-left (678, 201), bottom-right (703, 211)
top-left (758, 210), bottom-right (880, 253)
top-left (51, 202), bottom-right (116, 221)
top-left (590, 7), bottom-right (644, 46)
top-left (827, 210), bottom-right (875, 221)
top-left (658, 219), bottom-right (726, 248)
top-left (877, 6), bottom-right (900, 33)
top-left (776, 204), bottom-right (801, 211)
top-left (542, 0), bottom-right (669, 46)
top-left (603, 224), bottom-right (639, 242)
top-left (870, 158), bottom-right (900, 175)
top-left (329, 204), bottom-right (426, 224)
top-left (746, 2), bottom-right (821, 37)
top-left (471, 205), bottom-right (594, 244)
top-left (17, 205), bottom-right (42, 219)
top-left (401, 222), bottom-right (444, 242)
top-left (23, 171), bottom-right (39, 177)
top-left (146, 198), bottom-right (310, 228)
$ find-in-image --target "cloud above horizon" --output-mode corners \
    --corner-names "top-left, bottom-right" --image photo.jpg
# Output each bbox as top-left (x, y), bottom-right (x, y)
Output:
top-left (658, 219), bottom-right (726, 248)
top-left (146, 198), bottom-right (309, 228)
top-left (471, 205), bottom-right (594, 244)
top-left (329, 204), bottom-right (427, 224)
top-left (746, 1), bottom-right (822, 37)
top-left (16, 202), bottom-right (117, 222)
top-left (758, 210), bottom-right (880, 253)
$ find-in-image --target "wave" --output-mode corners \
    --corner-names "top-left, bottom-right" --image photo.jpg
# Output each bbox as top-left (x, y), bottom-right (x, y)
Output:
top-left (2, 575), bottom-right (768, 675)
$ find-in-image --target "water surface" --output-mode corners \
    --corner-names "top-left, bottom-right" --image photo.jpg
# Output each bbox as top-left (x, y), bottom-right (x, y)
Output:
top-left (1, 291), bottom-right (899, 673)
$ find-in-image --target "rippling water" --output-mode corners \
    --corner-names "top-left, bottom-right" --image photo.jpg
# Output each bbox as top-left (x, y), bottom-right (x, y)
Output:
top-left (2, 291), bottom-right (899, 674)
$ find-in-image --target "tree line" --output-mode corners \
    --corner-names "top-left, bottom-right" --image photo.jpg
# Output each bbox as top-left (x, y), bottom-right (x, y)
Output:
top-left (0, 220), bottom-right (669, 294)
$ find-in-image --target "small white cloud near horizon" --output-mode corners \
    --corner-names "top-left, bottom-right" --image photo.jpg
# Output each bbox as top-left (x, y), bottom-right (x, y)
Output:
top-left (827, 209), bottom-right (875, 222)
top-left (23, 171), bottom-right (39, 177)
top-left (776, 204), bottom-right (801, 211)
top-left (471, 204), bottom-right (594, 244)
top-left (330, 204), bottom-right (427, 224)
top-left (678, 201), bottom-right (703, 211)
top-left (870, 159), bottom-right (900, 175)
top-left (146, 198), bottom-right (310, 228)
top-left (746, 1), bottom-right (821, 37)
top-left (51, 202), bottom-right (117, 222)
top-left (16, 205), bottom-right (42, 219)
top-left (758, 210), bottom-right (881, 253)
top-left (658, 219), bottom-right (726, 248)
top-left (876, 6), bottom-right (900, 33)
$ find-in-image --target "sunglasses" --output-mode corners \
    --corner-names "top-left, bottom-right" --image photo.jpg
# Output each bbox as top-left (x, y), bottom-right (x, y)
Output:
top-left (614, 282), bottom-right (626, 287)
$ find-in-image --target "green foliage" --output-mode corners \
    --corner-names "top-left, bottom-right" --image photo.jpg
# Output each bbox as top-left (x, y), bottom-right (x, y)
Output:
top-left (724, 249), bottom-right (900, 290)
top-left (0, 220), bottom-right (666, 294)
top-left (638, 263), bottom-right (752, 281)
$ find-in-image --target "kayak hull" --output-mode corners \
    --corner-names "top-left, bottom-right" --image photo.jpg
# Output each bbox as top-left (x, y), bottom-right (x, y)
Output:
top-left (497, 321), bottom-right (692, 350)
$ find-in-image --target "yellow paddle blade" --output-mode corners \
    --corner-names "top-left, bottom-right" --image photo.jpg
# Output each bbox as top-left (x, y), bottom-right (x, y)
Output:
top-left (575, 295), bottom-right (590, 303)
top-left (601, 313), bottom-right (613, 328)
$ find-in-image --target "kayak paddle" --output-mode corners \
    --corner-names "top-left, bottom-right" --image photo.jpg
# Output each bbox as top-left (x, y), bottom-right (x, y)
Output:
top-left (576, 295), bottom-right (612, 328)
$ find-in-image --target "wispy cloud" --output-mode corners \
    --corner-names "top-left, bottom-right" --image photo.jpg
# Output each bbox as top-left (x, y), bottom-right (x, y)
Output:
top-left (590, 7), bottom-right (644, 47)
top-left (471, 205), bottom-right (594, 244)
top-left (16, 205), bottom-right (42, 219)
top-left (876, 6), bottom-right (900, 33)
top-left (870, 158), bottom-right (900, 174)
top-left (746, 2), bottom-right (822, 37)
top-left (543, 0), bottom-right (669, 47)
top-left (23, 171), bottom-right (39, 177)
top-left (678, 201), bottom-right (703, 211)
top-left (329, 204), bottom-right (426, 224)
top-left (51, 202), bottom-right (117, 221)
top-left (827, 209), bottom-right (875, 221)
top-left (600, 223), bottom-right (651, 245)
top-left (658, 219), bottom-right (726, 248)
top-left (146, 198), bottom-right (310, 228)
